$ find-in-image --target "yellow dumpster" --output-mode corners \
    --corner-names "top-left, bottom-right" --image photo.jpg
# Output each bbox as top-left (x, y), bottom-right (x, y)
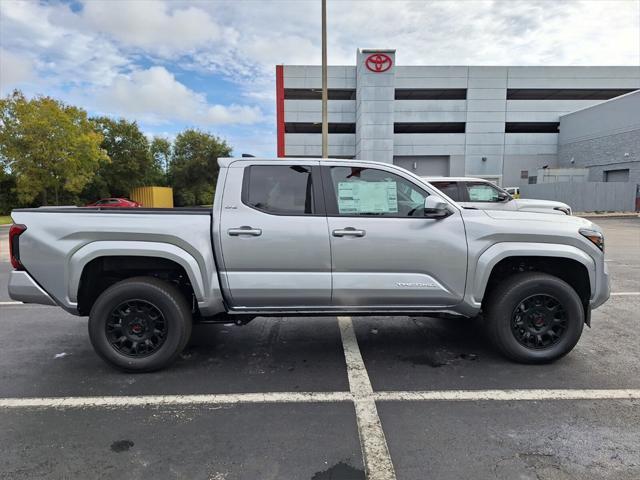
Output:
top-left (130, 186), bottom-right (174, 208)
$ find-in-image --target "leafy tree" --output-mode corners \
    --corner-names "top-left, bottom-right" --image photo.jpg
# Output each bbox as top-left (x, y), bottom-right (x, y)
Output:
top-left (150, 136), bottom-right (172, 176)
top-left (169, 129), bottom-right (231, 206)
top-left (85, 117), bottom-right (160, 199)
top-left (0, 90), bottom-right (108, 205)
top-left (0, 168), bottom-right (18, 214)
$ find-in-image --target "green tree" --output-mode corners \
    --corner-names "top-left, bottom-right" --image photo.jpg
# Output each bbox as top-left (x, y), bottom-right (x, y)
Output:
top-left (169, 129), bottom-right (231, 206)
top-left (86, 117), bottom-right (161, 199)
top-left (0, 168), bottom-right (18, 214)
top-left (0, 91), bottom-right (108, 205)
top-left (150, 136), bottom-right (172, 176)
top-left (147, 136), bottom-right (171, 188)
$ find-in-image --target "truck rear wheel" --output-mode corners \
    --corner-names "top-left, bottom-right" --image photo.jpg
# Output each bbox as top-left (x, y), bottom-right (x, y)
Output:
top-left (485, 272), bottom-right (584, 363)
top-left (88, 277), bottom-right (192, 372)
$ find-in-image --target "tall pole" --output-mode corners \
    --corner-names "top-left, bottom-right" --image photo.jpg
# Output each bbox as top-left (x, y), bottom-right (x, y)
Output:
top-left (321, 0), bottom-right (328, 158)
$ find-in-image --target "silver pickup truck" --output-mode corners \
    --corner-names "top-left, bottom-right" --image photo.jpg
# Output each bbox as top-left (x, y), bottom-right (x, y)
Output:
top-left (8, 158), bottom-right (609, 371)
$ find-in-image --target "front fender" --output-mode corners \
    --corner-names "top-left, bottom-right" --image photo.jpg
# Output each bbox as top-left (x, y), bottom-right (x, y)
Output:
top-left (468, 242), bottom-right (596, 306)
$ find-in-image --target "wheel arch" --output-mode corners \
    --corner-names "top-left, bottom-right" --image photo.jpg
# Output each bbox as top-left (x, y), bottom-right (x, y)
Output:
top-left (69, 241), bottom-right (209, 316)
top-left (473, 243), bottom-right (594, 309)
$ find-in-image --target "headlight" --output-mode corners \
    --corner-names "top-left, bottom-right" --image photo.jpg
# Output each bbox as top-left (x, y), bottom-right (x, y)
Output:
top-left (579, 228), bottom-right (604, 251)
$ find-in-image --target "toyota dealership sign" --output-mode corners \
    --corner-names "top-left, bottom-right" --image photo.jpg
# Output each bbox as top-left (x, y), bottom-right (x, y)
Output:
top-left (365, 53), bottom-right (392, 73)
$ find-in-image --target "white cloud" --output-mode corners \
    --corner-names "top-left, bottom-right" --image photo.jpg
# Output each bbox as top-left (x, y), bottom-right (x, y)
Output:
top-left (80, 1), bottom-right (238, 56)
top-left (93, 66), bottom-right (262, 126)
top-left (0, 0), bottom-right (129, 88)
top-left (0, 48), bottom-right (34, 90)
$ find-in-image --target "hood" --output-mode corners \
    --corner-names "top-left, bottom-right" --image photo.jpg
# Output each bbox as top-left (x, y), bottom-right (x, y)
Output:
top-left (513, 198), bottom-right (571, 210)
top-left (481, 208), bottom-right (597, 230)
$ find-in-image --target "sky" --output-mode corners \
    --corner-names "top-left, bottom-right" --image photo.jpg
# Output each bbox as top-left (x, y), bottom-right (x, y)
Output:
top-left (1, 0), bottom-right (639, 157)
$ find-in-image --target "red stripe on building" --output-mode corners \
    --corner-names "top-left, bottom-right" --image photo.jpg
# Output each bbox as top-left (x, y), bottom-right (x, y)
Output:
top-left (276, 65), bottom-right (285, 157)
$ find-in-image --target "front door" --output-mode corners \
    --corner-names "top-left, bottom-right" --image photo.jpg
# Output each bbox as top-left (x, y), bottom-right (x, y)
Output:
top-left (219, 161), bottom-right (331, 308)
top-left (322, 163), bottom-right (467, 308)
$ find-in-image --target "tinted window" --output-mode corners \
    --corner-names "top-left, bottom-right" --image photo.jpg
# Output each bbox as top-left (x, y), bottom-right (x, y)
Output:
top-left (430, 181), bottom-right (460, 201)
top-left (465, 182), bottom-right (504, 202)
top-left (327, 167), bottom-right (428, 217)
top-left (243, 165), bottom-right (314, 215)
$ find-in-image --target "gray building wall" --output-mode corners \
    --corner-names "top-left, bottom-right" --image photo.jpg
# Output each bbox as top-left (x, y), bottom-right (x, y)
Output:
top-left (558, 91), bottom-right (640, 184)
top-left (355, 49), bottom-right (396, 162)
top-left (281, 52), bottom-right (640, 185)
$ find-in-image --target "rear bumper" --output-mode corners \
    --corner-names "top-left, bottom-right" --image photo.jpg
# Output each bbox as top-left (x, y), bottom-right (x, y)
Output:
top-left (8, 271), bottom-right (57, 306)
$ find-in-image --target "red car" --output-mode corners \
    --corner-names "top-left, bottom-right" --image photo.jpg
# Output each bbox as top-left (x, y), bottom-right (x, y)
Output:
top-left (85, 198), bottom-right (140, 208)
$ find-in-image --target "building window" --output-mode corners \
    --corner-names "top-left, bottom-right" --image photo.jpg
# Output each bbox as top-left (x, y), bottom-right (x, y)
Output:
top-left (505, 122), bottom-right (559, 133)
top-left (285, 123), bottom-right (356, 134)
top-left (242, 165), bottom-right (315, 215)
top-left (394, 122), bottom-right (466, 134)
top-left (528, 176), bottom-right (537, 184)
top-left (520, 170), bottom-right (529, 179)
top-left (604, 169), bottom-right (630, 182)
top-left (395, 89), bottom-right (467, 100)
top-left (507, 89), bottom-right (636, 100)
top-left (284, 89), bottom-right (356, 100)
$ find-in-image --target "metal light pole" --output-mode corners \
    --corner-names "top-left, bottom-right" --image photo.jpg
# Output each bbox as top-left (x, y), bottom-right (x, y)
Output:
top-left (321, 0), bottom-right (328, 158)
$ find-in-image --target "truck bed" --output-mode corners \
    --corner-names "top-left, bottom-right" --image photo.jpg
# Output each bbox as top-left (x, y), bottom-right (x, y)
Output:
top-left (13, 207), bottom-right (211, 215)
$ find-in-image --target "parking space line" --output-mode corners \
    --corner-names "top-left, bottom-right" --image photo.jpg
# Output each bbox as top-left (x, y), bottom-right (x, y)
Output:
top-left (2, 388), bottom-right (639, 410)
top-left (373, 389), bottom-right (640, 402)
top-left (338, 316), bottom-right (396, 480)
top-left (0, 301), bottom-right (23, 305)
top-left (610, 292), bottom-right (640, 296)
top-left (0, 391), bottom-right (352, 409)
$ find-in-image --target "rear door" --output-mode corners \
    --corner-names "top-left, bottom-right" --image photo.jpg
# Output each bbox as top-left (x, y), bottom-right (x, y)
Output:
top-left (218, 160), bottom-right (331, 308)
top-left (322, 163), bottom-right (468, 308)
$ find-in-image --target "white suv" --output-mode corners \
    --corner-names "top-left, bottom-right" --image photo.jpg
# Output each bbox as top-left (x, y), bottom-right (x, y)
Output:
top-left (424, 177), bottom-right (572, 215)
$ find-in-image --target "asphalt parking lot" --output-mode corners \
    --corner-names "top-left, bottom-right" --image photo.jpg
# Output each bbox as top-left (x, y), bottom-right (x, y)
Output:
top-left (0, 217), bottom-right (639, 480)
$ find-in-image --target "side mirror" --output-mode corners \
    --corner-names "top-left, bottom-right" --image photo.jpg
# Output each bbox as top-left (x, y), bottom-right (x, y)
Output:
top-left (497, 192), bottom-right (510, 202)
top-left (424, 195), bottom-right (451, 218)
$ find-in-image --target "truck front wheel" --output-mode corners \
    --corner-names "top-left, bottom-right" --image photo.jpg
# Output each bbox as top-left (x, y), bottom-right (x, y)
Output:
top-left (88, 277), bottom-right (192, 372)
top-left (485, 272), bottom-right (584, 363)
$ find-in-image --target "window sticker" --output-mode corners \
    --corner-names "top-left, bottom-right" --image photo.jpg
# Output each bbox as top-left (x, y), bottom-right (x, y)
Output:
top-left (337, 181), bottom-right (398, 214)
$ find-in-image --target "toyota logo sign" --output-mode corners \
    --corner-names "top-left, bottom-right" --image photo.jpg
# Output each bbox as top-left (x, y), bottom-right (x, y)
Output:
top-left (365, 53), bottom-right (392, 73)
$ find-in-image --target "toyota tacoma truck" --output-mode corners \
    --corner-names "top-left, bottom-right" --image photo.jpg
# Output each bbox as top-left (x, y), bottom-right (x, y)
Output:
top-left (8, 158), bottom-right (609, 372)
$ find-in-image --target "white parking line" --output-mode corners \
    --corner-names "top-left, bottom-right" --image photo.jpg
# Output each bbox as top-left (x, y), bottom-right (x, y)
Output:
top-left (0, 392), bottom-right (352, 408)
top-left (0, 301), bottom-right (22, 305)
top-left (373, 389), bottom-right (640, 402)
top-left (2, 388), bottom-right (639, 410)
top-left (610, 292), bottom-right (640, 296)
top-left (338, 316), bottom-right (396, 480)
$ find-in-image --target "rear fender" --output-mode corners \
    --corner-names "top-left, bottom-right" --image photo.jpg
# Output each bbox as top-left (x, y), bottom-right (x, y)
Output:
top-left (68, 241), bottom-right (225, 316)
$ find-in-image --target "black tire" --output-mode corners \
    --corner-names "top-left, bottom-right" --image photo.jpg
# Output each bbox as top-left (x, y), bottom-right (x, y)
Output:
top-left (88, 277), bottom-right (192, 372)
top-left (485, 272), bottom-right (584, 364)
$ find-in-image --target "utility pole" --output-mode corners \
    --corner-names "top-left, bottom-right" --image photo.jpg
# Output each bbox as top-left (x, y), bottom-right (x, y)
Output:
top-left (321, 0), bottom-right (328, 158)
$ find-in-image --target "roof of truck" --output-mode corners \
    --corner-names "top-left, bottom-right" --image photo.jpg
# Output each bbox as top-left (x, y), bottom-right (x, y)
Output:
top-left (217, 157), bottom-right (410, 169)
top-left (422, 176), bottom-right (487, 182)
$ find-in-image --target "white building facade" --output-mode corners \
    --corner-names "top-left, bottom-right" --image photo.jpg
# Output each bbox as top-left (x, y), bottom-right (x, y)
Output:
top-left (276, 49), bottom-right (639, 186)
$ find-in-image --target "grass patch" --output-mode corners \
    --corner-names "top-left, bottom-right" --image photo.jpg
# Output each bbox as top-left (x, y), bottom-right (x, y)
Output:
top-left (0, 215), bottom-right (12, 225)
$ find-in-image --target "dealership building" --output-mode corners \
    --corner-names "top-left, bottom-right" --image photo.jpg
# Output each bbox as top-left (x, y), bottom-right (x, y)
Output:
top-left (276, 49), bottom-right (639, 186)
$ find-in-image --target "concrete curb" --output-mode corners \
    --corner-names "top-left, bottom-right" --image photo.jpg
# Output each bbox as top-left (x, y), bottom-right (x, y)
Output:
top-left (577, 212), bottom-right (639, 219)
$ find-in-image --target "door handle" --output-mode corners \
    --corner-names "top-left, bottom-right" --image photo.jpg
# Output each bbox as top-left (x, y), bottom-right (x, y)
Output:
top-left (332, 228), bottom-right (366, 237)
top-left (228, 226), bottom-right (262, 237)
